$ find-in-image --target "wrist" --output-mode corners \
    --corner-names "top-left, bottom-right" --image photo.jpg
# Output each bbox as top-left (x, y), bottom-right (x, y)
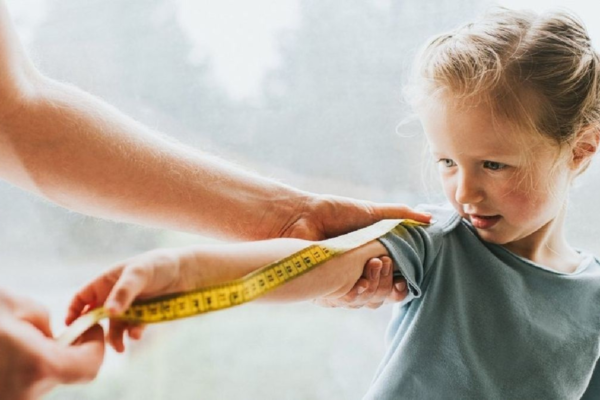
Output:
top-left (257, 188), bottom-right (314, 240)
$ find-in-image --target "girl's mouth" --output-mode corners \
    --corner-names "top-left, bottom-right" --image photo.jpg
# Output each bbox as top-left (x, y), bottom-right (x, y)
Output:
top-left (469, 214), bottom-right (501, 229)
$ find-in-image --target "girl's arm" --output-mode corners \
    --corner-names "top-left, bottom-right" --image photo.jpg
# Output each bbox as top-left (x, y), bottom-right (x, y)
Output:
top-left (183, 239), bottom-right (389, 303)
top-left (67, 238), bottom-right (390, 351)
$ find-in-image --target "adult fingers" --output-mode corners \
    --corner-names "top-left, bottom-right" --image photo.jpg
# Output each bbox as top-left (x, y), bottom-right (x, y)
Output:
top-left (66, 269), bottom-right (122, 325)
top-left (386, 279), bottom-right (409, 303)
top-left (369, 203), bottom-right (432, 224)
top-left (364, 256), bottom-right (394, 309)
top-left (314, 258), bottom-right (384, 309)
top-left (127, 324), bottom-right (146, 340)
top-left (51, 324), bottom-right (105, 384)
top-left (107, 319), bottom-right (130, 353)
top-left (335, 258), bottom-right (382, 307)
top-left (104, 265), bottom-right (149, 316)
top-left (311, 298), bottom-right (333, 308)
top-left (366, 301), bottom-right (384, 309)
top-left (13, 298), bottom-right (53, 338)
top-left (353, 257), bottom-right (382, 301)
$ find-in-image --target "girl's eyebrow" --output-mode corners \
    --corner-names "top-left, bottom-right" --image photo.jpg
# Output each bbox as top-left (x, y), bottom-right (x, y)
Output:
top-left (429, 151), bottom-right (448, 159)
top-left (431, 150), bottom-right (520, 161)
top-left (476, 149), bottom-right (521, 159)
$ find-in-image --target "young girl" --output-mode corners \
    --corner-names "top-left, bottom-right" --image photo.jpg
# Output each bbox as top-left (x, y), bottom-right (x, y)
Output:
top-left (67, 8), bottom-right (600, 399)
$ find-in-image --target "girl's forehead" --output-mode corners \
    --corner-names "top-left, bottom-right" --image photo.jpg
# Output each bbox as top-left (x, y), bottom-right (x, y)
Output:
top-left (420, 97), bottom-right (542, 156)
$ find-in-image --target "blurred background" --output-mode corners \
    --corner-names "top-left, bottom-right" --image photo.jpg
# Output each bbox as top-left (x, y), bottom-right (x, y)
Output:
top-left (1, 0), bottom-right (599, 399)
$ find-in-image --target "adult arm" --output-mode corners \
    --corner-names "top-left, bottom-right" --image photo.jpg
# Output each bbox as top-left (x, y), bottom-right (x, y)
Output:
top-left (1, 1), bottom-right (413, 307)
top-left (0, 2), bottom-right (429, 242)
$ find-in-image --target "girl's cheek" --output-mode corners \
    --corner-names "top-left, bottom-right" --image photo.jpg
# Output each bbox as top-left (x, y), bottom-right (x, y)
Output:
top-left (503, 190), bottom-right (534, 217)
top-left (441, 180), bottom-right (457, 203)
top-left (500, 176), bottom-right (544, 219)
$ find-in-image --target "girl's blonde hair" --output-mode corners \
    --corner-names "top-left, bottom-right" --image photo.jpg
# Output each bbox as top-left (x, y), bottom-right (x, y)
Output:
top-left (408, 8), bottom-right (600, 167)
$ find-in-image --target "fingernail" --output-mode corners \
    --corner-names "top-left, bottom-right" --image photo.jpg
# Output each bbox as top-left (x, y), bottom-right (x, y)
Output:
top-left (105, 301), bottom-right (119, 314)
top-left (357, 285), bottom-right (367, 294)
top-left (382, 263), bottom-right (391, 277)
top-left (395, 281), bottom-right (406, 292)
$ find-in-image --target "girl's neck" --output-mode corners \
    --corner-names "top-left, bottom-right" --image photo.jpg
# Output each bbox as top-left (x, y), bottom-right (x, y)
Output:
top-left (501, 204), bottom-right (582, 273)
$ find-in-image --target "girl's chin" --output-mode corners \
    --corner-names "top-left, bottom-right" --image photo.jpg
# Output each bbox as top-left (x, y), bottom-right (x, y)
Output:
top-left (472, 227), bottom-right (511, 245)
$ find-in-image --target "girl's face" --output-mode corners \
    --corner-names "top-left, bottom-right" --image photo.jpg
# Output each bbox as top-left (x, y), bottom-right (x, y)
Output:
top-left (420, 96), bottom-right (573, 253)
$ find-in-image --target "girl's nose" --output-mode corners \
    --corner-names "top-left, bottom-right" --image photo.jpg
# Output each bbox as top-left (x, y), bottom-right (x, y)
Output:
top-left (455, 172), bottom-right (484, 205)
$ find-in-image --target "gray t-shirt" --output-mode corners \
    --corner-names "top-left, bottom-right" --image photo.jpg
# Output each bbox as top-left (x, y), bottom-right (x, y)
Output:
top-left (365, 204), bottom-right (600, 400)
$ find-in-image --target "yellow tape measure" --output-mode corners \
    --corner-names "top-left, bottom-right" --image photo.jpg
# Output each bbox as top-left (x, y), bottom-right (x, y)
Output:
top-left (58, 219), bottom-right (425, 346)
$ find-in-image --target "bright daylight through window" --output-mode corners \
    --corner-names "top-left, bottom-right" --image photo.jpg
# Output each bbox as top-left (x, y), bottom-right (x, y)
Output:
top-left (2, 0), bottom-right (600, 399)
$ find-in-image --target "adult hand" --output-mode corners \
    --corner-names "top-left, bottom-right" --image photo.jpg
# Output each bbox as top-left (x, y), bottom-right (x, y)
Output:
top-left (313, 256), bottom-right (408, 309)
top-left (0, 289), bottom-right (104, 400)
top-left (282, 194), bottom-right (424, 309)
top-left (277, 194), bottom-right (431, 241)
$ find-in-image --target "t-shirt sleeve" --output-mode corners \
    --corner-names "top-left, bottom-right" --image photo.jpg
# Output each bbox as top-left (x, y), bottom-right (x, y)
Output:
top-left (377, 204), bottom-right (460, 300)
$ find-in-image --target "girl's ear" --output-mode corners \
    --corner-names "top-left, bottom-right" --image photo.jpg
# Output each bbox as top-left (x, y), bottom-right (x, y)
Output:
top-left (571, 126), bottom-right (600, 171)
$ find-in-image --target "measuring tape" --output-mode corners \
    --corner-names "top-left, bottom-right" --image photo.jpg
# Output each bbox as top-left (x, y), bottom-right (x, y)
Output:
top-left (58, 218), bottom-right (425, 346)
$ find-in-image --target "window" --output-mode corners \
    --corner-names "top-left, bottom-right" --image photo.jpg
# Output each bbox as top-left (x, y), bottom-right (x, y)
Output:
top-left (3, 0), bottom-right (599, 398)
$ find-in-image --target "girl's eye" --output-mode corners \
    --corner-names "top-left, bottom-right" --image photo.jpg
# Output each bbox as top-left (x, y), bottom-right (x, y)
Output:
top-left (438, 159), bottom-right (456, 168)
top-left (483, 161), bottom-right (507, 171)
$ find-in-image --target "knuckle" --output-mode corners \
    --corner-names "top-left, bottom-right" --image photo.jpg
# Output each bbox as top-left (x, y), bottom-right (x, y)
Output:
top-left (361, 288), bottom-right (376, 299)
top-left (114, 285), bottom-right (130, 298)
top-left (366, 270), bottom-right (379, 281)
top-left (127, 264), bottom-right (149, 280)
top-left (315, 300), bottom-right (332, 308)
top-left (340, 294), bottom-right (356, 303)
top-left (375, 288), bottom-right (393, 298)
top-left (148, 249), bottom-right (180, 265)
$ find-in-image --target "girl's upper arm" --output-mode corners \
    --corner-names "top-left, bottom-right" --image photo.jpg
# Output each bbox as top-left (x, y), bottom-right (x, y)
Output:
top-left (377, 206), bottom-right (461, 300)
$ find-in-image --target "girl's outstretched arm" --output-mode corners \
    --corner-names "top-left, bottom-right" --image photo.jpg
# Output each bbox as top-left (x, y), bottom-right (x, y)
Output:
top-left (67, 238), bottom-right (390, 351)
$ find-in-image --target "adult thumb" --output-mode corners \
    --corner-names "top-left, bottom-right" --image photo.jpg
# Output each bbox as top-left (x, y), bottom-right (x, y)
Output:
top-left (52, 324), bottom-right (105, 384)
top-left (104, 267), bottom-right (147, 316)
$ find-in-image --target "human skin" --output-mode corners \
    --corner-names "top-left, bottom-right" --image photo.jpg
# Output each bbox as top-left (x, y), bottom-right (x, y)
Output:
top-left (0, 1), bottom-right (424, 303)
top-left (0, 1), bottom-right (426, 398)
top-left (67, 239), bottom-right (394, 352)
top-left (0, 289), bottom-right (105, 400)
top-left (0, 1), bottom-right (430, 243)
top-left (420, 95), bottom-right (599, 272)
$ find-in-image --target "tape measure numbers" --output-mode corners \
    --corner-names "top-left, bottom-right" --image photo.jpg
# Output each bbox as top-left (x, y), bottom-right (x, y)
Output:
top-left (58, 218), bottom-right (425, 346)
